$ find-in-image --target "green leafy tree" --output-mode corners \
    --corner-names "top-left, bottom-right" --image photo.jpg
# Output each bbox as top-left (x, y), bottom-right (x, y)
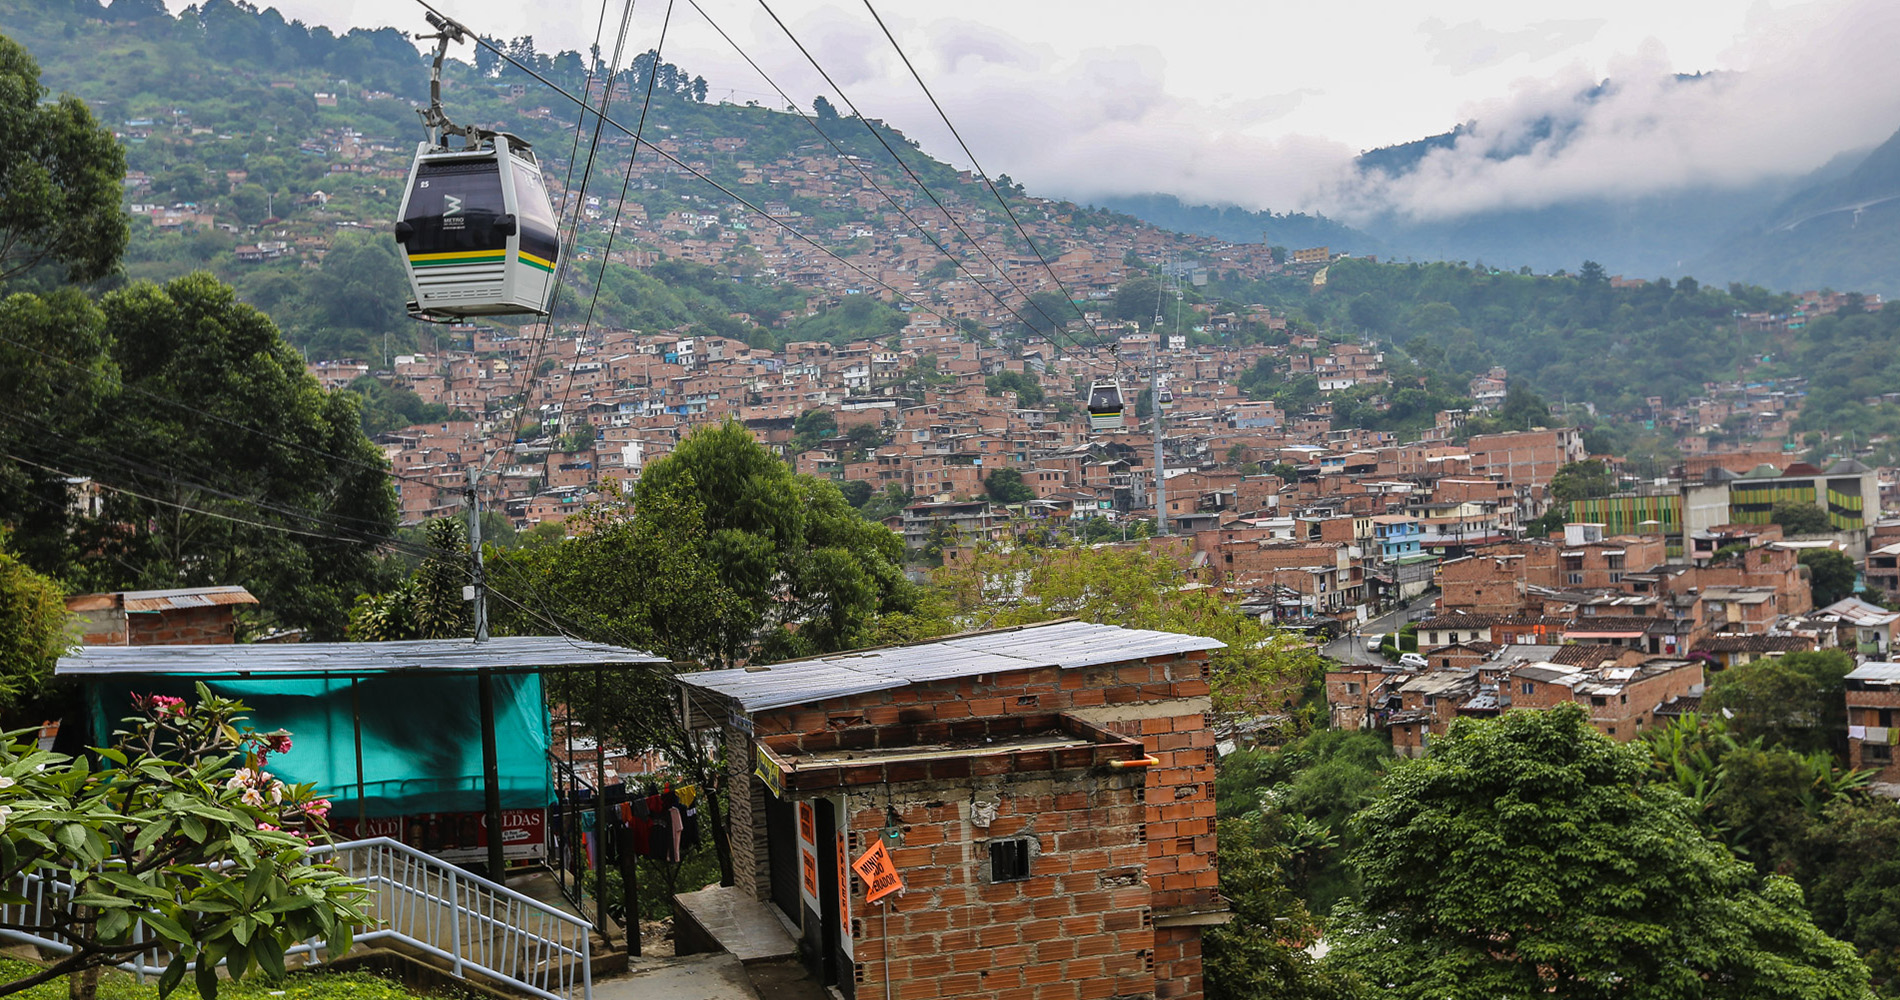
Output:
top-left (789, 407), bottom-right (837, 454)
top-left (69, 274), bottom-right (397, 638)
top-left (1800, 549), bottom-right (1857, 607)
top-left (0, 685), bottom-right (368, 998)
top-left (983, 467), bottom-right (1035, 504)
top-left (1793, 800), bottom-right (1900, 986)
top-left (1548, 459), bottom-right (1614, 502)
top-left (984, 369), bottom-right (1044, 406)
top-left (1326, 705), bottom-right (1868, 999)
top-left (0, 531), bottom-right (65, 711)
top-left (1204, 814), bottom-right (1362, 1000)
top-left (1773, 502), bottom-right (1835, 536)
top-left (936, 544), bottom-right (1324, 722)
top-left (348, 518), bottom-right (473, 642)
top-left (629, 420), bottom-right (916, 665)
top-left (1705, 650), bottom-right (1853, 756)
top-left (0, 33), bottom-right (128, 283)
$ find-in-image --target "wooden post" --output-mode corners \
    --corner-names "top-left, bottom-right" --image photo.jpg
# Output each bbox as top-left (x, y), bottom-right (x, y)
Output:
top-left (478, 669), bottom-right (506, 881)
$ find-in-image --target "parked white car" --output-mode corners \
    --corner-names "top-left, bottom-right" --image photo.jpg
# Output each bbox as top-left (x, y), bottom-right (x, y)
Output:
top-left (1398, 652), bottom-right (1428, 669)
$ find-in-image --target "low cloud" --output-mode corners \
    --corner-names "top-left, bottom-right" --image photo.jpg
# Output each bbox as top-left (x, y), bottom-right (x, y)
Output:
top-left (1325, 0), bottom-right (1900, 222)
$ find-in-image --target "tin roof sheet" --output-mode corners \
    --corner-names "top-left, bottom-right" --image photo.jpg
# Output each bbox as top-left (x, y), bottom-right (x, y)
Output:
top-left (677, 621), bottom-right (1225, 713)
top-left (56, 636), bottom-right (671, 678)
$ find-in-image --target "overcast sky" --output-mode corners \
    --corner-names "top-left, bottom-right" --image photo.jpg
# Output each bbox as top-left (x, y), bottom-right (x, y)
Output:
top-left (169, 0), bottom-right (1900, 219)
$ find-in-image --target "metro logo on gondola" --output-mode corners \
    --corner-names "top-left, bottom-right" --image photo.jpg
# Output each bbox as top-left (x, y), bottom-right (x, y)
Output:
top-left (444, 194), bottom-right (463, 217)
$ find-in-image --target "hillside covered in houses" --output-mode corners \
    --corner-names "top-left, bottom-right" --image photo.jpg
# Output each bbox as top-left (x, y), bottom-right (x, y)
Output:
top-left (2, 2), bottom-right (1900, 999)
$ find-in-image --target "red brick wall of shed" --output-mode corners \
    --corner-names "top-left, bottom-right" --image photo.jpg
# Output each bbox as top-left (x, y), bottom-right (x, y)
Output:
top-left (126, 606), bottom-right (239, 645)
top-left (1152, 926), bottom-right (1203, 1000)
top-left (746, 652), bottom-right (1218, 916)
top-left (846, 772), bottom-right (1151, 1000)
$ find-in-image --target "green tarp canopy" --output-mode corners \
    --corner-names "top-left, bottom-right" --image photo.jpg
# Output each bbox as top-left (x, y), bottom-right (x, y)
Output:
top-left (58, 637), bottom-right (673, 820)
top-left (87, 672), bottom-right (552, 817)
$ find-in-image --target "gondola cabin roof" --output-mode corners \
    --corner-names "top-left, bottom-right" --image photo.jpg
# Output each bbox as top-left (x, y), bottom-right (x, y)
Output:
top-left (55, 636), bottom-right (674, 679)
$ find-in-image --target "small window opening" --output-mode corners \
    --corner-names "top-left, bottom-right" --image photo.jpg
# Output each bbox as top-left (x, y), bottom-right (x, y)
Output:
top-left (989, 838), bottom-right (1033, 882)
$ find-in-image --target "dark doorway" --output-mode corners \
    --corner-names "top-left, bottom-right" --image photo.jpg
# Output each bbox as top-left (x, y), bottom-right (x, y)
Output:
top-left (764, 782), bottom-right (800, 923)
top-left (816, 799), bottom-right (851, 996)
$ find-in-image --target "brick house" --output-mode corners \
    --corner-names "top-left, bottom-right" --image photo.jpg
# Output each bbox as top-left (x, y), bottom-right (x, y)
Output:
top-left (1844, 662), bottom-right (1900, 785)
top-left (674, 621), bottom-right (1227, 1000)
top-left (64, 586), bottom-right (258, 645)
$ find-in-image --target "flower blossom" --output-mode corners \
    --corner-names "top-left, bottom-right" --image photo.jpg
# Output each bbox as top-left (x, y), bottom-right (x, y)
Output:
top-left (240, 787), bottom-right (265, 807)
top-left (0, 805), bottom-right (12, 832)
top-left (0, 775), bottom-right (16, 790)
top-left (227, 768), bottom-right (257, 790)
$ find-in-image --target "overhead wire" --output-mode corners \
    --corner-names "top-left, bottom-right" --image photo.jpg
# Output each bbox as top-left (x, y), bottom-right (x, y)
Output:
top-left (857, 0), bottom-right (1113, 359)
top-left (477, 0), bottom-right (639, 480)
top-left (750, 0), bottom-right (1087, 352)
top-left (407, 0), bottom-right (1015, 342)
top-left (545, 0), bottom-right (676, 446)
top-left (680, 0), bottom-right (1076, 351)
top-left (0, 331), bottom-right (440, 488)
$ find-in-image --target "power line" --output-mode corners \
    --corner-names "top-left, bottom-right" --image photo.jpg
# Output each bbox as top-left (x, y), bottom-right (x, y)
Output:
top-left (749, 0), bottom-right (1087, 351)
top-left (680, 0), bottom-right (1073, 351)
top-left (478, 0), bottom-right (639, 480)
top-left (0, 330), bottom-right (438, 487)
top-left (550, 0), bottom-right (676, 448)
top-left (858, 0), bottom-right (1106, 348)
top-left (407, 0), bottom-right (1002, 340)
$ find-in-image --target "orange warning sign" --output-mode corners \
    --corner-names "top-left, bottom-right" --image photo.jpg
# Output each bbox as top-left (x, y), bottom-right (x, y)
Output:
top-left (851, 838), bottom-right (904, 903)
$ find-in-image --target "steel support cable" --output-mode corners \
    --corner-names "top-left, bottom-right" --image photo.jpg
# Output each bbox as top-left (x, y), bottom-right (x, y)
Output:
top-left (0, 404), bottom-right (420, 537)
top-left (858, 0), bottom-right (1106, 342)
top-left (550, 0), bottom-right (676, 448)
top-left (407, 0), bottom-right (1005, 338)
top-left (752, 0), bottom-right (1088, 352)
top-left (480, 0), bottom-right (641, 480)
top-left (680, 0), bottom-right (1070, 349)
top-left (6, 447), bottom-right (613, 647)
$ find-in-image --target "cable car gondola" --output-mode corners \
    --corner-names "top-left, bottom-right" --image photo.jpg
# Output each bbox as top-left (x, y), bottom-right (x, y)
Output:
top-left (393, 14), bottom-right (561, 323)
top-left (1157, 376), bottom-right (1174, 410)
top-left (1087, 380), bottom-right (1125, 432)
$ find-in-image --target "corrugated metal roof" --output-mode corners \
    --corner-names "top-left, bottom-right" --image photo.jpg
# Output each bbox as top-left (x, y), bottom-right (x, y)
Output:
top-left (122, 586), bottom-right (259, 612)
top-left (56, 636), bottom-right (671, 678)
top-left (1847, 662), bottom-right (1900, 683)
top-left (677, 621), bottom-right (1225, 713)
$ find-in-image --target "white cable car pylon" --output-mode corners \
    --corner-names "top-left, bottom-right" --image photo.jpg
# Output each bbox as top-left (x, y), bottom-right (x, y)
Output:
top-left (393, 13), bottom-right (561, 323)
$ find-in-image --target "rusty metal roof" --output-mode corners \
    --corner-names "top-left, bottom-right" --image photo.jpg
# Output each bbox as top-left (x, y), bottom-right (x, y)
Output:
top-left (65, 586), bottom-right (259, 613)
top-left (121, 586), bottom-right (259, 612)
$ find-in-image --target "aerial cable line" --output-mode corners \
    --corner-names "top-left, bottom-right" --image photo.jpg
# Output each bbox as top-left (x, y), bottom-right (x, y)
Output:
top-left (0, 332), bottom-right (440, 488)
top-left (561, 0), bottom-right (675, 430)
top-left (681, 0), bottom-right (1082, 354)
top-left (407, 0), bottom-right (1015, 342)
top-left (479, 0), bottom-right (640, 481)
top-left (10, 448), bottom-right (597, 646)
top-left (859, 0), bottom-right (1107, 344)
top-left (751, 0), bottom-right (1094, 358)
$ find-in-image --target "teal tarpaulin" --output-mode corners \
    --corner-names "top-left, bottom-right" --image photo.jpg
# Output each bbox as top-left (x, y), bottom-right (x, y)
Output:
top-left (86, 672), bottom-right (553, 818)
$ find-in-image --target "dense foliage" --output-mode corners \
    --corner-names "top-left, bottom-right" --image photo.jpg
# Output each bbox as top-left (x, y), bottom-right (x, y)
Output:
top-left (1324, 706), bottom-right (1868, 999)
top-left (0, 686), bottom-right (368, 998)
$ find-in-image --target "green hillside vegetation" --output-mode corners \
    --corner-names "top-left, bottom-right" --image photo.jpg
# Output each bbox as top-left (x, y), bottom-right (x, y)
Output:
top-left (10, 0), bottom-right (1900, 463)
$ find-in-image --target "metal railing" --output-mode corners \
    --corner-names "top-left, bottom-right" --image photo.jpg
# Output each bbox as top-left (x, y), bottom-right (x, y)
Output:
top-left (0, 837), bottom-right (592, 1000)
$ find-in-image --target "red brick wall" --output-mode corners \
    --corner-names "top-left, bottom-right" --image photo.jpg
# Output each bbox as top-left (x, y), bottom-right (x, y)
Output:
top-left (126, 607), bottom-right (239, 645)
top-left (846, 774), bottom-right (1152, 1000)
top-left (738, 650), bottom-right (1218, 1000)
